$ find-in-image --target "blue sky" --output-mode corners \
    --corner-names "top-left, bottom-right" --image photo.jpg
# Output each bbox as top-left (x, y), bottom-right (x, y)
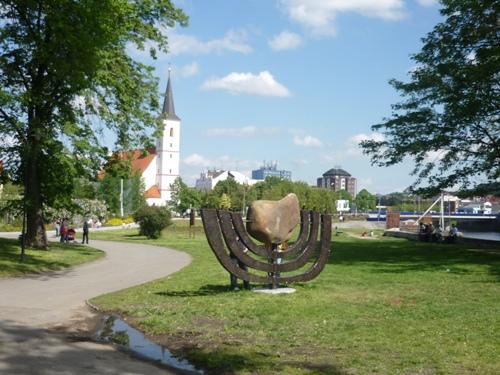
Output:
top-left (129, 0), bottom-right (443, 193)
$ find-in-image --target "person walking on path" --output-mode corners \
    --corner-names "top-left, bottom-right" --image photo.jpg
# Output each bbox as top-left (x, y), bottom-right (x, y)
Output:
top-left (59, 219), bottom-right (68, 243)
top-left (82, 219), bottom-right (89, 244)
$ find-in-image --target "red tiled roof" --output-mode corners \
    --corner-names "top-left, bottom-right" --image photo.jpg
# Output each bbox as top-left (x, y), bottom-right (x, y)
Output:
top-left (131, 152), bottom-right (156, 174)
top-left (144, 185), bottom-right (161, 198)
top-left (99, 149), bottom-right (156, 179)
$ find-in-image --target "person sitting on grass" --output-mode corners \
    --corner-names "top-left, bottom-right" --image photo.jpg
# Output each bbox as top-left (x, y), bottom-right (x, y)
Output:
top-left (448, 224), bottom-right (459, 243)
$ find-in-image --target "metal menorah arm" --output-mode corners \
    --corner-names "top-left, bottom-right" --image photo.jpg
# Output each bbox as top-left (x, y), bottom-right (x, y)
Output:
top-left (201, 209), bottom-right (332, 286)
top-left (219, 210), bottom-right (322, 273)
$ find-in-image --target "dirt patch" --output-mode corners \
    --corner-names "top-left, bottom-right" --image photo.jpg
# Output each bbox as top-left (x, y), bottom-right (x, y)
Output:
top-left (191, 315), bottom-right (226, 330)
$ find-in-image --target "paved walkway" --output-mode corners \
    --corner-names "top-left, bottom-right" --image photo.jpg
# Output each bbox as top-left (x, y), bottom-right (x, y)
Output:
top-left (0, 237), bottom-right (192, 374)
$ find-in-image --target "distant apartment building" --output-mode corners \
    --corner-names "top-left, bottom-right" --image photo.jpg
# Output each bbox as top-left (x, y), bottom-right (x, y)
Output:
top-left (195, 169), bottom-right (257, 191)
top-left (317, 168), bottom-right (357, 198)
top-left (252, 161), bottom-right (292, 181)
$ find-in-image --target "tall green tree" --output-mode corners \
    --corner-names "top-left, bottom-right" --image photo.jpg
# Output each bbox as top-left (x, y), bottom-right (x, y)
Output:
top-left (213, 179), bottom-right (244, 210)
top-left (0, 1), bottom-right (187, 248)
top-left (355, 189), bottom-right (376, 211)
top-left (360, 0), bottom-right (499, 196)
top-left (169, 177), bottom-right (201, 214)
top-left (97, 156), bottom-right (145, 216)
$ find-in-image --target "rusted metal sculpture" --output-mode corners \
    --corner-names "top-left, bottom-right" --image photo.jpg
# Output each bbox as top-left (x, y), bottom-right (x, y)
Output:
top-left (201, 208), bottom-right (332, 289)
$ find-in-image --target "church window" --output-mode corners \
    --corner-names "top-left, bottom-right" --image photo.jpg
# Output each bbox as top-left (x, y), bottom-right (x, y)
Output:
top-left (170, 128), bottom-right (174, 137)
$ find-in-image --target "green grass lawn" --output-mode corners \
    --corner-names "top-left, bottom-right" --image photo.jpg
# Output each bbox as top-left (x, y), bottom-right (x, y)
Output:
top-left (0, 238), bottom-right (104, 277)
top-left (91, 221), bottom-right (500, 375)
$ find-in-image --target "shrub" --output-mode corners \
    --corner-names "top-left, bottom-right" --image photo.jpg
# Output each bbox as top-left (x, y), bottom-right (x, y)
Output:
top-left (105, 217), bottom-right (124, 226)
top-left (0, 223), bottom-right (23, 232)
top-left (133, 206), bottom-right (172, 239)
top-left (105, 216), bottom-right (135, 226)
top-left (122, 216), bottom-right (134, 224)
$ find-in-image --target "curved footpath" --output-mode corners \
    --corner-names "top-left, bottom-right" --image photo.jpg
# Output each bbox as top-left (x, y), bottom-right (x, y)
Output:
top-left (0, 236), bottom-right (192, 375)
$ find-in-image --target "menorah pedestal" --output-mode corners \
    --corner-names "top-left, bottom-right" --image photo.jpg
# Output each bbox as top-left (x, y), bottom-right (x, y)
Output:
top-left (253, 287), bottom-right (296, 295)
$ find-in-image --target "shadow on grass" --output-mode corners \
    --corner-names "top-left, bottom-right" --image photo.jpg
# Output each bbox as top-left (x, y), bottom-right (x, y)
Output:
top-left (123, 234), bottom-right (143, 238)
top-left (155, 284), bottom-right (232, 298)
top-left (330, 236), bottom-right (500, 280)
top-left (0, 238), bottom-right (99, 277)
top-left (182, 346), bottom-right (348, 375)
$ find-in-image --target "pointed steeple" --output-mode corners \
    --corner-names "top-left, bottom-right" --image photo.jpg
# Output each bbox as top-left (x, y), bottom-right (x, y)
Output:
top-left (162, 68), bottom-right (180, 121)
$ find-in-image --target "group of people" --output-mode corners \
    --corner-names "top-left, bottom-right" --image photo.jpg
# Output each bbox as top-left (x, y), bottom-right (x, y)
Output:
top-left (418, 222), bottom-right (459, 243)
top-left (54, 218), bottom-right (90, 244)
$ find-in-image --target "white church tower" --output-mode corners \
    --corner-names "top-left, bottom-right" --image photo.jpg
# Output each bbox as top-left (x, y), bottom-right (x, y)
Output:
top-left (156, 69), bottom-right (181, 203)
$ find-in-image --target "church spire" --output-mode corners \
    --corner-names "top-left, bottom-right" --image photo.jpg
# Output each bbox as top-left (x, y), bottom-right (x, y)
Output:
top-left (162, 68), bottom-right (180, 121)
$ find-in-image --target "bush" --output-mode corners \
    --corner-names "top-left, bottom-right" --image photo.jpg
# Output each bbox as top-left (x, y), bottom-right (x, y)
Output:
top-left (105, 216), bottom-right (135, 226)
top-left (133, 206), bottom-right (172, 239)
top-left (105, 217), bottom-right (124, 226)
top-left (122, 216), bottom-right (134, 224)
top-left (0, 223), bottom-right (23, 232)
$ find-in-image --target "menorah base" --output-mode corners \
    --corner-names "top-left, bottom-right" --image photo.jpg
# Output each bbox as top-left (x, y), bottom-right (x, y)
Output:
top-left (252, 287), bottom-right (296, 295)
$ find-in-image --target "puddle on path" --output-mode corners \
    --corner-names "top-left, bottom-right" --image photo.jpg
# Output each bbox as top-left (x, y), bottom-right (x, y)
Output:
top-left (96, 316), bottom-right (203, 374)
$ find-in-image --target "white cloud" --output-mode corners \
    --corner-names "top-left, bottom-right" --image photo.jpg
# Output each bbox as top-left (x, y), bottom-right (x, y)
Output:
top-left (424, 149), bottom-right (448, 163)
top-left (279, 0), bottom-right (406, 36)
top-left (183, 153), bottom-right (211, 167)
top-left (178, 62), bottom-right (199, 77)
top-left (269, 30), bottom-right (303, 50)
top-left (204, 126), bottom-right (279, 137)
top-left (168, 29), bottom-right (252, 55)
top-left (417, 0), bottom-right (438, 6)
top-left (293, 135), bottom-right (323, 147)
top-left (350, 132), bottom-right (385, 143)
top-left (201, 71), bottom-right (291, 97)
top-left (346, 132), bottom-right (385, 156)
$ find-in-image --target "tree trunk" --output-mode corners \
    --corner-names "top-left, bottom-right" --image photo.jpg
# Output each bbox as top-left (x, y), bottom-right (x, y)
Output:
top-left (24, 122), bottom-right (48, 250)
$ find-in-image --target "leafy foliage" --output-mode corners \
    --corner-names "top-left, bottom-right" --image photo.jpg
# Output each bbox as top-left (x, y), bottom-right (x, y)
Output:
top-left (0, 0), bottom-right (187, 247)
top-left (44, 198), bottom-right (108, 224)
top-left (219, 193), bottom-right (232, 209)
top-left (199, 177), bottom-right (352, 214)
top-left (355, 189), bottom-right (376, 211)
top-left (360, 0), bottom-right (500, 195)
top-left (168, 177), bottom-right (201, 214)
top-left (133, 205), bottom-right (172, 239)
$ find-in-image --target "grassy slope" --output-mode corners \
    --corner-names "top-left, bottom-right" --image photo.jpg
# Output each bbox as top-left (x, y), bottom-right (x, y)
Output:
top-left (0, 238), bottom-right (104, 277)
top-left (91, 221), bottom-right (500, 375)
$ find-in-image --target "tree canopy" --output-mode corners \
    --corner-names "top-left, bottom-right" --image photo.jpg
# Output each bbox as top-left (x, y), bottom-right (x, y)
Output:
top-left (355, 189), bottom-right (376, 211)
top-left (0, 0), bottom-right (187, 247)
top-left (361, 0), bottom-right (499, 196)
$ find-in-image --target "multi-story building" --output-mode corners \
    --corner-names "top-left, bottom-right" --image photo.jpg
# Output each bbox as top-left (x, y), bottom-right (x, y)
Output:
top-left (195, 169), bottom-right (257, 191)
top-left (317, 168), bottom-right (357, 198)
top-left (252, 161), bottom-right (291, 181)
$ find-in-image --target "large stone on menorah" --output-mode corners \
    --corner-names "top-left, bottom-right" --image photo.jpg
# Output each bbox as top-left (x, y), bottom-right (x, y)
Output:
top-left (246, 193), bottom-right (300, 245)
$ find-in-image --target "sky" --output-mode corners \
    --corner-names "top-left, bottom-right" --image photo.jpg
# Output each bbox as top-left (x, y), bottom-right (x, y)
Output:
top-left (127, 0), bottom-right (443, 194)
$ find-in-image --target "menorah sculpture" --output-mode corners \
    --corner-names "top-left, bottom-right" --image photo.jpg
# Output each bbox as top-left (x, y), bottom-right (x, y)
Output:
top-left (201, 194), bottom-right (332, 290)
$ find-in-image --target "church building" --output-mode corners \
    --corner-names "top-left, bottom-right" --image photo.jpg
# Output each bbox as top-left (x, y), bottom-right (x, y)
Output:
top-left (127, 71), bottom-right (181, 206)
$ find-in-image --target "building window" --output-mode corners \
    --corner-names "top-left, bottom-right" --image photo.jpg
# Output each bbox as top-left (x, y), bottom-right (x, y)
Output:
top-left (170, 143), bottom-right (172, 147)
top-left (170, 128), bottom-right (174, 137)
top-left (341, 178), bottom-right (346, 189)
top-left (169, 169), bottom-right (172, 174)
top-left (170, 154), bottom-right (172, 158)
